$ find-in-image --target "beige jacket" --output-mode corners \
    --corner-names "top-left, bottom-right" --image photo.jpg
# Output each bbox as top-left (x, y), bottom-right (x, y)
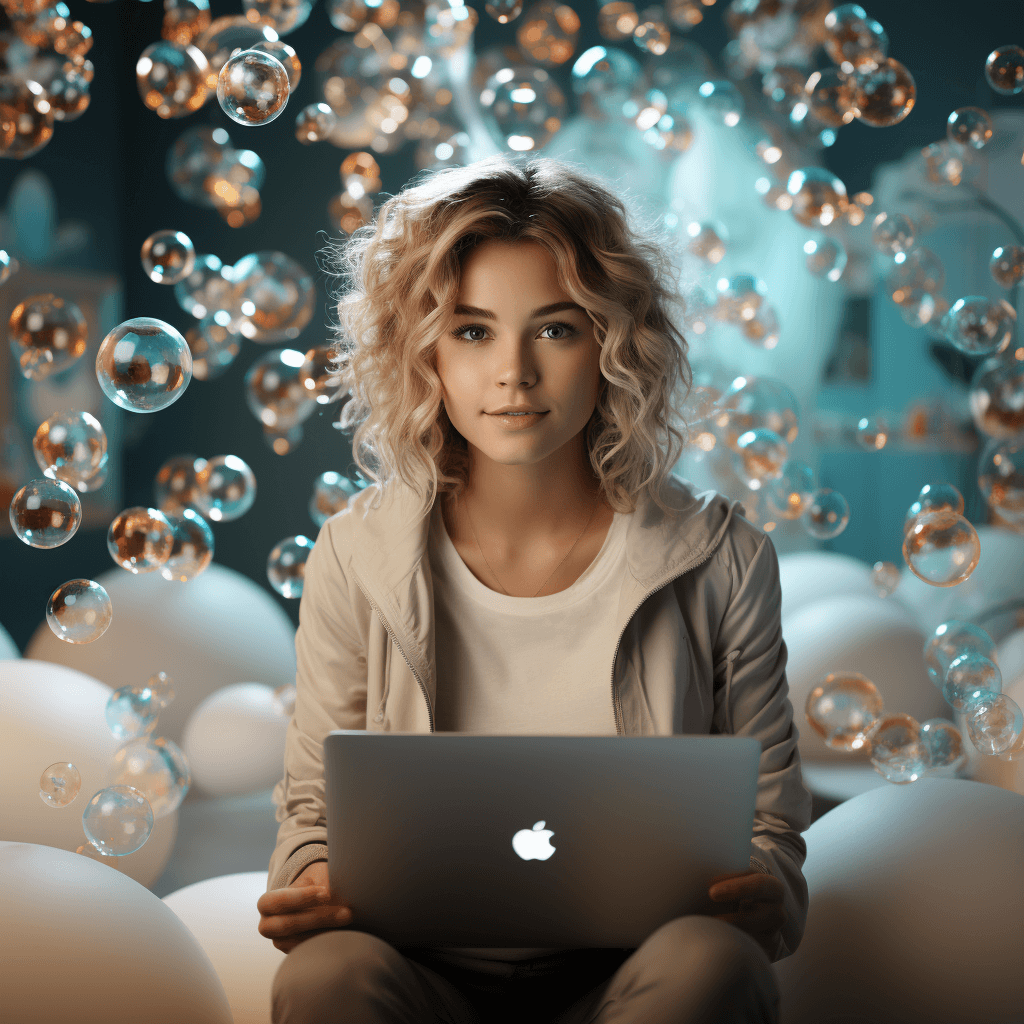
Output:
top-left (267, 471), bottom-right (814, 962)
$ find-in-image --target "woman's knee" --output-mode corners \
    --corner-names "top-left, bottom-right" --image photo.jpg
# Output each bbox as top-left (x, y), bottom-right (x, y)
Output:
top-left (272, 929), bottom-right (401, 1000)
top-left (644, 914), bottom-right (766, 975)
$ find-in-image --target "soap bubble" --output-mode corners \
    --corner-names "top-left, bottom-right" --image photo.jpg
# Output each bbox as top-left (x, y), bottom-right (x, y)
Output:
top-left (868, 713), bottom-right (928, 784)
top-left (33, 409), bottom-right (107, 490)
top-left (946, 106), bottom-right (993, 150)
top-left (231, 251), bottom-right (315, 342)
top-left (685, 221), bottom-right (728, 265)
top-left (267, 534), bottom-right (314, 598)
top-left (698, 80), bottom-right (743, 126)
top-left (174, 254), bottom-right (241, 320)
top-left (0, 249), bottom-right (18, 285)
top-left (131, 671), bottom-right (176, 711)
top-left (195, 13), bottom-right (280, 76)
top-left (940, 296), bottom-right (1015, 357)
top-left (95, 317), bottom-right (193, 413)
top-left (739, 305), bottom-right (780, 350)
top-left (44, 62), bottom-right (92, 122)
top-left (479, 63), bottom-right (568, 152)
top-left (969, 354), bottom-right (1024, 439)
top-left (855, 415), bottom-right (888, 451)
top-left (903, 482), bottom-right (964, 536)
top-left (295, 101), bottom-right (337, 143)
top-left (570, 44), bottom-right (642, 119)
top-left (107, 506), bottom-right (175, 573)
top-left (803, 67), bottom-right (856, 127)
top-left (990, 244), bottom-right (1024, 288)
top-left (805, 671), bottom-right (883, 752)
top-left (943, 652), bottom-right (1001, 711)
top-left (850, 57), bottom-right (916, 127)
top-left (107, 736), bottom-right (191, 817)
top-left (712, 375), bottom-right (799, 451)
top-left (0, 77), bottom-right (54, 158)
top-left (263, 422), bottom-right (304, 455)
top-left (786, 167), bottom-right (848, 227)
top-left (140, 229), bottom-right (196, 284)
top-left (248, 38), bottom-right (301, 89)
top-left (902, 509), bottom-right (980, 587)
top-left (984, 44), bottom-right (1024, 96)
top-left (217, 48), bottom-right (290, 125)
top-left (160, 508), bottom-right (215, 582)
top-left (871, 212), bottom-right (914, 255)
top-left (298, 345), bottom-right (345, 405)
top-left (245, 348), bottom-right (319, 431)
top-left (162, 0), bottom-right (211, 46)
top-left (977, 435), bottom-right (1024, 526)
top-left (823, 4), bottom-right (888, 70)
top-left (715, 273), bottom-right (768, 324)
top-left (762, 65), bottom-right (806, 113)
top-left (243, 0), bottom-right (312, 34)
top-left (803, 488), bottom-right (850, 539)
top-left (135, 40), bottom-right (214, 119)
top-left (764, 460), bottom-right (815, 520)
top-left (9, 478), bottom-right (82, 548)
top-left (8, 293), bottom-right (88, 381)
top-left (871, 561), bottom-right (900, 597)
top-left (886, 247), bottom-right (944, 300)
top-left (309, 471), bottom-right (366, 527)
top-left (919, 719), bottom-right (967, 774)
top-left (184, 315), bottom-right (242, 381)
top-left (46, 579), bottom-right (112, 644)
top-left (923, 620), bottom-right (996, 686)
top-left (921, 139), bottom-right (974, 187)
top-left (82, 784), bottom-right (154, 857)
top-left (965, 692), bottom-right (1023, 756)
top-left (39, 762), bottom-right (82, 808)
top-left (733, 428), bottom-right (788, 490)
top-left (897, 290), bottom-right (948, 329)
top-left (105, 686), bottom-right (159, 742)
top-left (804, 236), bottom-right (847, 281)
top-left (194, 454), bottom-right (257, 522)
top-left (153, 454), bottom-right (208, 516)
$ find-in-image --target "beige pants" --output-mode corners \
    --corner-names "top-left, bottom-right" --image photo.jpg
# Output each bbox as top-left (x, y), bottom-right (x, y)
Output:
top-left (270, 914), bottom-right (782, 1024)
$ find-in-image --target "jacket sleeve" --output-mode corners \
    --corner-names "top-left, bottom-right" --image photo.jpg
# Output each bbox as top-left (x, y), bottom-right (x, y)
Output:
top-left (266, 516), bottom-right (368, 894)
top-left (711, 528), bottom-right (814, 963)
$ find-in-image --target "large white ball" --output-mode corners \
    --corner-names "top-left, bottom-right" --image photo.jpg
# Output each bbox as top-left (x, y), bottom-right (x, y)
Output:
top-left (0, 658), bottom-right (178, 889)
top-left (774, 778), bottom-right (1024, 1024)
top-left (24, 562), bottom-right (297, 754)
top-left (182, 683), bottom-right (289, 798)
top-left (163, 872), bottom-right (285, 1024)
top-left (1, 841), bottom-right (233, 1024)
top-left (784, 594), bottom-right (947, 764)
top-left (778, 551), bottom-right (878, 625)
top-left (0, 619), bottom-right (20, 659)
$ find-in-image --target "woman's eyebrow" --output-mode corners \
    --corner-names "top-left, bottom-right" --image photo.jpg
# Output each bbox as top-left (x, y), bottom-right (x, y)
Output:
top-left (452, 300), bottom-right (586, 319)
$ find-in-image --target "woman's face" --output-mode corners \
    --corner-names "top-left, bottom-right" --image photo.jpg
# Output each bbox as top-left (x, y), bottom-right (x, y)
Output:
top-left (434, 239), bottom-right (603, 472)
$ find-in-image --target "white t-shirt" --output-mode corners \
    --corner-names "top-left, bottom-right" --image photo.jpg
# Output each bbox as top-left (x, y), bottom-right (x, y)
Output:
top-left (425, 499), bottom-right (631, 971)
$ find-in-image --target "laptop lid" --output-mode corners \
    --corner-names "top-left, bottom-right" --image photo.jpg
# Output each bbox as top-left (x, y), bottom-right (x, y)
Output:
top-left (324, 731), bottom-right (762, 948)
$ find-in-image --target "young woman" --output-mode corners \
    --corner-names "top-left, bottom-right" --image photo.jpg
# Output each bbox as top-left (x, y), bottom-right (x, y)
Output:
top-left (257, 154), bottom-right (812, 1024)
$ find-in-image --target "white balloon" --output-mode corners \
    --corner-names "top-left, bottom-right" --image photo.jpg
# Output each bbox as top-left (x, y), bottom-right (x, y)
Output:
top-left (163, 871), bottom-right (285, 1024)
top-left (783, 594), bottom-right (947, 764)
top-left (0, 841), bottom-right (233, 1024)
top-left (0, 658), bottom-right (178, 889)
top-left (182, 683), bottom-right (289, 798)
top-left (778, 550), bottom-right (878, 624)
top-left (775, 778), bottom-right (1024, 1024)
top-left (0, 619), bottom-right (20, 659)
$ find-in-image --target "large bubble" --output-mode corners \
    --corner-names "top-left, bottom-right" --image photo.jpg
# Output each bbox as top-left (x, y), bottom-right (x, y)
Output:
top-left (231, 251), bottom-right (315, 342)
top-left (8, 293), bottom-right (88, 381)
top-left (217, 47), bottom-right (290, 125)
top-left (33, 409), bottom-right (108, 490)
top-left (902, 509), bottom-right (981, 587)
top-left (82, 784), bottom-right (154, 857)
top-left (95, 317), bottom-right (193, 413)
top-left (46, 578), bottom-right (112, 644)
top-left (977, 435), bottom-right (1024, 526)
top-left (10, 477), bottom-right (82, 548)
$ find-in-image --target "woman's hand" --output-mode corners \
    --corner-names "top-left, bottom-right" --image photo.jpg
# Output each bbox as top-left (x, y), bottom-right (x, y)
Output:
top-left (257, 860), bottom-right (354, 954)
top-left (707, 869), bottom-right (786, 961)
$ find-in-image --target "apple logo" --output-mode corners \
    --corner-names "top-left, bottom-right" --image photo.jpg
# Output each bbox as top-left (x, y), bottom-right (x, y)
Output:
top-left (512, 820), bottom-right (556, 861)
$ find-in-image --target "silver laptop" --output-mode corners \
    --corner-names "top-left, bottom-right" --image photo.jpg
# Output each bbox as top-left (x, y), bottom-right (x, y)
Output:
top-left (324, 731), bottom-right (762, 948)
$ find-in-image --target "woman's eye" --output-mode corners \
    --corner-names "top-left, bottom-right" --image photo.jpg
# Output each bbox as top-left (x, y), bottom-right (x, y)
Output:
top-left (450, 322), bottom-right (577, 343)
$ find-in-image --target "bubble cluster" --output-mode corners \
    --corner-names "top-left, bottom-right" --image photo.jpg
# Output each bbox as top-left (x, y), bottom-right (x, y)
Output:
top-left (108, 736), bottom-right (191, 817)
top-left (923, 620), bottom-right (997, 687)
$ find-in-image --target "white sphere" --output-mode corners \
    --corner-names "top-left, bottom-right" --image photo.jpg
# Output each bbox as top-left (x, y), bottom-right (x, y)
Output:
top-left (182, 683), bottom-right (289, 798)
top-left (0, 619), bottom-right (20, 659)
top-left (775, 778), bottom-right (1024, 1024)
top-left (163, 871), bottom-right (285, 1024)
top-left (24, 562), bottom-right (297, 752)
top-left (0, 840), bottom-right (233, 1024)
top-left (0, 658), bottom-right (178, 888)
top-left (784, 594), bottom-right (947, 764)
top-left (778, 551), bottom-right (878, 625)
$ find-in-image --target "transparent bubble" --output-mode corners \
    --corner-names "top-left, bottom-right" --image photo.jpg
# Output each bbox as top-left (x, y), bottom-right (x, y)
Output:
top-left (823, 3), bottom-right (888, 70)
top-left (871, 212), bottom-right (915, 255)
top-left (0, 249), bottom-right (18, 285)
top-left (762, 65), bottom-right (806, 113)
top-left (804, 236), bottom-right (847, 282)
top-left (871, 560), bottom-right (900, 597)
top-left (977, 435), bottom-right (1024, 526)
top-left (886, 247), bottom-right (944, 300)
top-left (131, 670), bottom-right (176, 711)
top-left (984, 44), bottom-right (1024, 96)
top-left (231, 251), bottom-right (315, 342)
top-left (194, 454), bottom-right (257, 522)
top-left (309, 471), bottom-right (366, 528)
top-left (940, 296), bottom-right (1016, 357)
top-left (569, 44), bottom-right (643, 119)
top-left (267, 534), bottom-right (314, 598)
top-left (869, 715), bottom-right (931, 785)
top-left (965, 692), bottom-right (1023, 756)
top-left (805, 671), bottom-right (883, 752)
top-left (898, 290), bottom-right (948, 330)
top-left (295, 101), bottom-right (338, 143)
top-left (946, 106), bottom-right (993, 150)
top-left (247, 39), bottom-right (301, 90)
top-left (786, 167), bottom-right (849, 228)
top-left (107, 506), bottom-right (175, 573)
top-left (733, 428), bottom-right (788, 490)
top-left (162, 0), bottom-right (211, 46)
top-left (923, 620), bottom-right (996, 686)
top-left (8, 293), bottom-right (88, 381)
top-left (739, 305), bottom-right (780, 350)
top-left (298, 345), bottom-right (345, 406)
top-left (919, 718), bottom-right (967, 774)
top-left (902, 509), bottom-right (980, 587)
top-left (969, 354), bottom-right (1024, 439)
top-left (698, 79), bottom-right (743, 126)
top-left (184, 315), bottom-right (241, 381)
top-left (0, 77), bottom-right (55, 158)
top-left (263, 422), bottom-right (304, 455)
top-left (140, 229), bottom-right (196, 285)
top-left (160, 508), bottom-right (215, 582)
top-left (943, 652), bottom-right (1001, 711)
top-left (165, 127), bottom-right (236, 206)
top-left (921, 139), bottom-right (974, 187)
top-left (195, 13), bottom-right (280, 76)
top-left (272, 681), bottom-right (296, 717)
top-left (39, 761), bottom-right (81, 808)
top-left (95, 317), bottom-right (193, 413)
top-left (217, 48), bottom-right (290, 126)
top-left (714, 273), bottom-right (768, 324)
top-left (153, 454), bottom-right (208, 517)
top-left (105, 686), bottom-right (159, 743)
top-left (804, 67), bottom-right (856, 127)
top-left (855, 415), bottom-right (888, 451)
top-left (764, 460), bottom-right (815, 520)
top-left (990, 244), bottom-right (1024, 288)
top-left (135, 40), bottom-right (213, 119)
top-left (107, 736), bottom-right (191, 818)
top-left (175, 254), bottom-right (242, 321)
top-left (685, 221), bottom-right (727, 265)
top-left (43, 62), bottom-right (92, 122)
top-left (903, 482), bottom-right (965, 537)
top-left (851, 57), bottom-right (916, 128)
top-left (46, 579), bottom-right (112, 644)
top-left (245, 348), bottom-right (319, 431)
top-left (479, 63), bottom-right (568, 152)
top-left (33, 409), bottom-right (107, 490)
top-left (82, 784), bottom-right (154, 857)
top-left (712, 375), bottom-right (799, 453)
top-left (9, 478), bottom-right (82, 548)
top-left (803, 488), bottom-right (850, 540)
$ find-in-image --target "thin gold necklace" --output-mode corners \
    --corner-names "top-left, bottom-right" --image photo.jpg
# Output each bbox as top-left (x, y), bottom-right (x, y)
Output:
top-left (459, 494), bottom-right (600, 599)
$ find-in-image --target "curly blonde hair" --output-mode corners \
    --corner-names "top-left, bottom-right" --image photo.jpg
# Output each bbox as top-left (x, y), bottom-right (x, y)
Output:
top-left (324, 153), bottom-right (693, 521)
